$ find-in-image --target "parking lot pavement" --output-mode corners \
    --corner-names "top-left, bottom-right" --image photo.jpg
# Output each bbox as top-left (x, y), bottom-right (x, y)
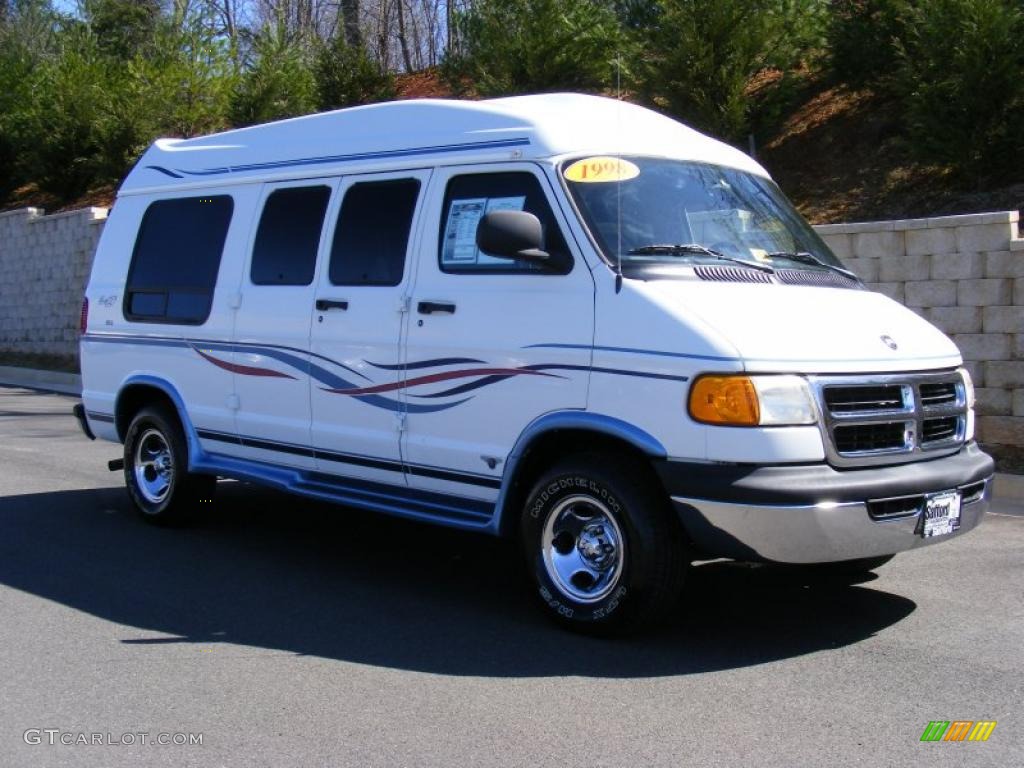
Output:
top-left (0, 386), bottom-right (1021, 768)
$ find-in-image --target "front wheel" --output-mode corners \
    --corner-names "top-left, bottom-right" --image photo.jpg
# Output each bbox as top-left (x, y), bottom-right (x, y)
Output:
top-left (521, 453), bottom-right (689, 634)
top-left (123, 405), bottom-right (215, 525)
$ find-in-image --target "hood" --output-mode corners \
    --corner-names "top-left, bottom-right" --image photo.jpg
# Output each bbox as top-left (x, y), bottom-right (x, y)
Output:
top-left (632, 280), bottom-right (962, 374)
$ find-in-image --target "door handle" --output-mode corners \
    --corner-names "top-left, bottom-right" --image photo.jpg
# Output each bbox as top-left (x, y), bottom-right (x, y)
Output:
top-left (417, 301), bottom-right (456, 315)
top-left (315, 299), bottom-right (348, 312)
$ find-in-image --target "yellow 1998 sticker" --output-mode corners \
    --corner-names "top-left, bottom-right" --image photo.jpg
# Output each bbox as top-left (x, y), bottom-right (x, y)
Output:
top-left (563, 156), bottom-right (640, 183)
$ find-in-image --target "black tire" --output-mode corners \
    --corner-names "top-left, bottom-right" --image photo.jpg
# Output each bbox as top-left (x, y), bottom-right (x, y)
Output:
top-left (123, 404), bottom-right (215, 526)
top-left (521, 453), bottom-right (689, 634)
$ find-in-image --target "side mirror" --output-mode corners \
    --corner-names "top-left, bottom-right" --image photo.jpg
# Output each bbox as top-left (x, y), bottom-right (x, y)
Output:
top-left (476, 210), bottom-right (566, 270)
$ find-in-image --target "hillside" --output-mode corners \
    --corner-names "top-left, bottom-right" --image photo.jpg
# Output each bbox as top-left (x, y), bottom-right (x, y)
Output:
top-left (756, 76), bottom-right (1024, 224)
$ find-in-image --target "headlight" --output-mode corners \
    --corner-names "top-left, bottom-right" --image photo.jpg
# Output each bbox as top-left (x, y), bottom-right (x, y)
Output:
top-left (959, 367), bottom-right (976, 441)
top-left (689, 374), bottom-right (817, 427)
top-left (959, 366), bottom-right (975, 409)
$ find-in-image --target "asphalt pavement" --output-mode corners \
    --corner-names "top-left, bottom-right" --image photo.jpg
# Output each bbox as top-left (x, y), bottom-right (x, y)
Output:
top-left (0, 386), bottom-right (1021, 767)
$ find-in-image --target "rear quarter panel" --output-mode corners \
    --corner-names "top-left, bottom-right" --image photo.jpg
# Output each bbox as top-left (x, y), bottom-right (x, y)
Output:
top-left (81, 186), bottom-right (259, 443)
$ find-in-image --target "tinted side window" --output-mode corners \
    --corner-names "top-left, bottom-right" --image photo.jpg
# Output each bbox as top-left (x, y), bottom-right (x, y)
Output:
top-left (125, 195), bottom-right (233, 324)
top-left (251, 185), bottom-right (331, 286)
top-left (329, 179), bottom-right (420, 286)
top-left (439, 172), bottom-right (571, 274)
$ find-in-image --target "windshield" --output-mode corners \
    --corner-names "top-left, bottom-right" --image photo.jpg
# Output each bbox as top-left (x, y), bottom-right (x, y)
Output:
top-left (561, 156), bottom-right (843, 273)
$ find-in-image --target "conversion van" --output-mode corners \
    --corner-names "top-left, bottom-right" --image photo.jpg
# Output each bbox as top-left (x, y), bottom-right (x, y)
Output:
top-left (74, 94), bottom-right (994, 632)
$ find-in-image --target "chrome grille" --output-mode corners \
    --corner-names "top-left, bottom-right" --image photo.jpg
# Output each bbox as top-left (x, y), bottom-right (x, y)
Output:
top-left (921, 416), bottom-right (959, 444)
top-left (824, 384), bottom-right (907, 413)
top-left (811, 371), bottom-right (967, 467)
top-left (919, 382), bottom-right (958, 407)
top-left (834, 422), bottom-right (910, 453)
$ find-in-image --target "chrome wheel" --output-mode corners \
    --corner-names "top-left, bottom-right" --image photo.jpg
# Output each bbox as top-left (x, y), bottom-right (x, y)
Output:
top-left (133, 428), bottom-right (174, 505)
top-left (541, 495), bottom-right (625, 604)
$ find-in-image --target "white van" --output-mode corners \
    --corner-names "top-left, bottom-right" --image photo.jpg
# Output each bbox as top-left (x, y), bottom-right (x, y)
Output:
top-left (75, 93), bottom-right (993, 632)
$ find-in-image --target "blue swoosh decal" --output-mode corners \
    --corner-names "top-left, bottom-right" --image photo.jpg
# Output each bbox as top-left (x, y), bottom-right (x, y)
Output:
top-left (367, 357), bottom-right (486, 371)
top-left (146, 165), bottom-right (184, 179)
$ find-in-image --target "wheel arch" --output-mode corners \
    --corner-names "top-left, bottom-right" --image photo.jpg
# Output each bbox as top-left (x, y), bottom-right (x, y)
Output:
top-left (114, 376), bottom-right (203, 469)
top-left (493, 412), bottom-right (668, 537)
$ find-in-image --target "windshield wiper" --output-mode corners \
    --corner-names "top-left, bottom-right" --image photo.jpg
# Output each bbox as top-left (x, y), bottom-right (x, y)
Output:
top-left (627, 244), bottom-right (774, 273)
top-left (764, 251), bottom-right (860, 281)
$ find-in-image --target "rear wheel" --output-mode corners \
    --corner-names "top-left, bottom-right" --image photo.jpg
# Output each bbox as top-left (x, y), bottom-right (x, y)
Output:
top-left (521, 453), bottom-right (689, 634)
top-left (123, 405), bottom-right (215, 525)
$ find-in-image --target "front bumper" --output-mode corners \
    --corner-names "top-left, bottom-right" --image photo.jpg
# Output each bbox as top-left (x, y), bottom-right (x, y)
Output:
top-left (657, 443), bottom-right (994, 563)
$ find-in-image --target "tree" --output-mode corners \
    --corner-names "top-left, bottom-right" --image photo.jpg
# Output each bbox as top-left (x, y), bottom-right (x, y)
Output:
top-left (894, 0), bottom-right (1024, 180)
top-left (0, 0), bottom-right (66, 197)
top-left (340, 0), bottom-right (361, 46)
top-left (637, 0), bottom-right (827, 142)
top-left (315, 33), bottom-right (395, 110)
top-left (82, 0), bottom-right (162, 59)
top-left (230, 26), bottom-right (317, 126)
top-left (12, 27), bottom-right (110, 198)
top-left (827, 0), bottom-right (910, 88)
top-left (444, 0), bottom-right (626, 96)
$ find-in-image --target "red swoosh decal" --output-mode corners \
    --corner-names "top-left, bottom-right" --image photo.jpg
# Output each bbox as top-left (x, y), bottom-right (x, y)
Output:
top-left (194, 348), bottom-right (296, 379)
top-left (323, 367), bottom-right (556, 395)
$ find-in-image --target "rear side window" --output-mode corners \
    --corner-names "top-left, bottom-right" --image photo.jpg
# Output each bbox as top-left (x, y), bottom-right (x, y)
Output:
top-left (439, 172), bottom-right (571, 274)
top-left (125, 195), bottom-right (233, 324)
top-left (250, 185), bottom-right (331, 286)
top-left (329, 179), bottom-right (420, 286)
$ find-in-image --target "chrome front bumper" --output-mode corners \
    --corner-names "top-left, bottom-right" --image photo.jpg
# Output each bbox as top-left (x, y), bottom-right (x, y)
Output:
top-left (671, 483), bottom-right (989, 563)
top-left (658, 444), bottom-right (994, 564)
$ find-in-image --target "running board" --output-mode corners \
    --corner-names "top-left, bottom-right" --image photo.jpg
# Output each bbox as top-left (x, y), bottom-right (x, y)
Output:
top-left (196, 451), bottom-right (495, 531)
top-left (295, 473), bottom-right (494, 528)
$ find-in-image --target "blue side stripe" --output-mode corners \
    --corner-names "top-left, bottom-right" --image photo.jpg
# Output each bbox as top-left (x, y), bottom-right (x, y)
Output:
top-left (147, 165), bottom-right (184, 179)
top-left (197, 427), bottom-right (501, 488)
top-left (148, 137), bottom-right (531, 179)
top-left (407, 363), bottom-right (689, 399)
top-left (531, 363), bottom-right (690, 383)
top-left (525, 343), bottom-right (739, 362)
top-left (524, 343), bottom-right (959, 366)
top-left (367, 357), bottom-right (486, 371)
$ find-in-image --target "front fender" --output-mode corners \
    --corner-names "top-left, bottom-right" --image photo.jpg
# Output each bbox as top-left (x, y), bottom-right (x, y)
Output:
top-left (491, 410), bottom-right (666, 534)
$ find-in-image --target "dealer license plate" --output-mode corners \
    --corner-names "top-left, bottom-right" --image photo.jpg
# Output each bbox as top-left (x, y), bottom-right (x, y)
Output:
top-left (922, 491), bottom-right (962, 538)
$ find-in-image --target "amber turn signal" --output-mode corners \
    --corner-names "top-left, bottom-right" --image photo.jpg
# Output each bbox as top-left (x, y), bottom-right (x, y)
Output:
top-left (688, 375), bottom-right (760, 426)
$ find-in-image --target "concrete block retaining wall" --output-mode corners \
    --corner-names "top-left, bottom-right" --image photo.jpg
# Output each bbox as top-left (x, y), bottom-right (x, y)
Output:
top-left (0, 207), bottom-right (107, 368)
top-left (816, 211), bottom-right (1024, 452)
